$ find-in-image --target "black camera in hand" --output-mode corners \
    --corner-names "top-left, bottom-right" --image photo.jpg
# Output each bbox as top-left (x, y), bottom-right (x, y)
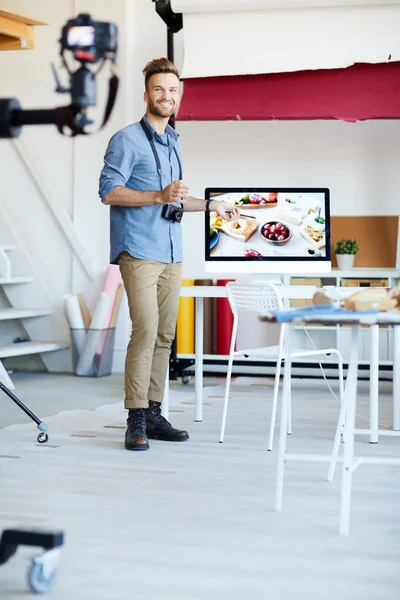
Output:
top-left (162, 203), bottom-right (184, 223)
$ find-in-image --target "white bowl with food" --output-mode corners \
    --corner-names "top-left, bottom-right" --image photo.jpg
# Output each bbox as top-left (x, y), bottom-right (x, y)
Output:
top-left (280, 197), bottom-right (297, 213)
top-left (312, 217), bottom-right (326, 232)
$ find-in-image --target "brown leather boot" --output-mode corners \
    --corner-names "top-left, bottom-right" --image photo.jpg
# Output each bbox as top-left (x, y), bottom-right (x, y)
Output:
top-left (145, 400), bottom-right (189, 442)
top-left (125, 408), bottom-right (149, 451)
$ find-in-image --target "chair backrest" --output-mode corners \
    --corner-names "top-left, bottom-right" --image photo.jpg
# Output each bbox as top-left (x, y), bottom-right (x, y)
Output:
top-left (226, 282), bottom-right (284, 314)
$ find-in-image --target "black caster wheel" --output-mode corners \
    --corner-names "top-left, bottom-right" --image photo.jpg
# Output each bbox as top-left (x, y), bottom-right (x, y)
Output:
top-left (37, 432), bottom-right (48, 444)
top-left (182, 375), bottom-right (191, 385)
top-left (27, 562), bottom-right (57, 594)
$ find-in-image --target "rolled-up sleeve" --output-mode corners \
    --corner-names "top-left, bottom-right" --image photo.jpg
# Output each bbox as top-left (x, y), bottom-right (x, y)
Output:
top-left (98, 131), bottom-right (137, 201)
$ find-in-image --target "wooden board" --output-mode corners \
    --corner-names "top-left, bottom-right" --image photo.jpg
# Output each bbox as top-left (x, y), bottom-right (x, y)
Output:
top-left (331, 216), bottom-right (399, 268)
top-left (0, 9), bottom-right (48, 26)
top-left (0, 9), bottom-right (47, 51)
top-left (230, 202), bottom-right (278, 209)
top-left (214, 216), bottom-right (259, 242)
top-left (209, 191), bottom-right (278, 209)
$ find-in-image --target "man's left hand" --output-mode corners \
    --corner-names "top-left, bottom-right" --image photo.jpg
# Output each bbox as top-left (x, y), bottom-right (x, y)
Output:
top-left (211, 200), bottom-right (241, 221)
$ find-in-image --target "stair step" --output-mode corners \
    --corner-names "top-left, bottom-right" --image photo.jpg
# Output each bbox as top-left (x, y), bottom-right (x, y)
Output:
top-left (0, 341), bottom-right (69, 359)
top-left (0, 276), bottom-right (34, 285)
top-left (0, 308), bottom-right (51, 321)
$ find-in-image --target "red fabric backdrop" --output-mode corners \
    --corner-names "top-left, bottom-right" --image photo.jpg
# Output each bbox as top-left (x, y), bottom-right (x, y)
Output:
top-left (176, 62), bottom-right (400, 122)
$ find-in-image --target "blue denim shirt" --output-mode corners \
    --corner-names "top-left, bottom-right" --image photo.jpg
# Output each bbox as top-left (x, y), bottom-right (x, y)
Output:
top-left (99, 116), bottom-right (184, 264)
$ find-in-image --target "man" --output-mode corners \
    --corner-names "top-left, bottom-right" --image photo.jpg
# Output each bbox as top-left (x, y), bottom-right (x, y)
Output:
top-left (99, 58), bottom-right (239, 451)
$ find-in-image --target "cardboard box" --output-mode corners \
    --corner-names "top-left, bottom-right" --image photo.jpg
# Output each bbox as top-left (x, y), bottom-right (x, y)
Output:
top-left (340, 278), bottom-right (388, 288)
top-left (290, 277), bottom-right (322, 308)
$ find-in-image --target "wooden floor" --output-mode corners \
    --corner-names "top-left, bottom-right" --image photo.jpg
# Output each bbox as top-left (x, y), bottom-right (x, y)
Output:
top-left (0, 373), bottom-right (399, 599)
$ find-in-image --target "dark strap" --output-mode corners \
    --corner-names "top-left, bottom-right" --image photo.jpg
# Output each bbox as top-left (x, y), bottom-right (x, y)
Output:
top-left (101, 74), bottom-right (119, 129)
top-left (140, 118), bottom-right (182, 190)
top-left (57, 73), bottom-right (119, 137)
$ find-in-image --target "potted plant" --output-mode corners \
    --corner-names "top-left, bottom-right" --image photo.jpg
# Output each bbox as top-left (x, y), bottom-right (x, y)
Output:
top-left (333, 238), bottom-right (360, 270)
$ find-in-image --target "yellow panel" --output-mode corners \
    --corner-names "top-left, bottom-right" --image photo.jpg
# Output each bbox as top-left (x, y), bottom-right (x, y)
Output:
top-left (176, 279), bottom-right (195, 354)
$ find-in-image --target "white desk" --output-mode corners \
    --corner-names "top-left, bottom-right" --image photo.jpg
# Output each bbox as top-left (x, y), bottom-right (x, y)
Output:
top-left (179, 286), bottom-right (227, 422)
top-left (177, 285), bottom-right (318, 421)
top-left (174, 286), bottom-right (400, 439)
top-left (272, 309), bottom-right (400, 535)
top-left (327, 286), bottom-right (400, 442)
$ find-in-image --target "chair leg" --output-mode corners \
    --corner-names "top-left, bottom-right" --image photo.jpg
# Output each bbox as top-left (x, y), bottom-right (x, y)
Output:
top-left (268, 359), bottom-right (283, 451)
top-left (327, 354), bottom-right (346, 482)
top-left (339, 326), bottom-right (360, 535)
top-left (219, 353), bottom-right (235, 443)
top-left (276, 326), bottom-right (293, 511)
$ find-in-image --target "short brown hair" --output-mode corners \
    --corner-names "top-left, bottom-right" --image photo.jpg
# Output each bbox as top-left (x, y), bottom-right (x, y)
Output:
top-left (143, 58), bottom-right (180, 90)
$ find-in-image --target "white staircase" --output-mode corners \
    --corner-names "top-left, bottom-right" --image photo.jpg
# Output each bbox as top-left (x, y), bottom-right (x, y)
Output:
top-left (0, 244), bottom-right (69, 389)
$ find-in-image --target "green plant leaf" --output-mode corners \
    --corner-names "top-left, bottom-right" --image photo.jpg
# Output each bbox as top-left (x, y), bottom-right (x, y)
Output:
top-left (333, 237), bottom-right (359, 255)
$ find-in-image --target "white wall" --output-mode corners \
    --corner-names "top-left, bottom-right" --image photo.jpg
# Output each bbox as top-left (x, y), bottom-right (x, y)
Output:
top-left (179, 118), bottom-right (400, 279)
top-left (0, 0), bottom-right (399, 373)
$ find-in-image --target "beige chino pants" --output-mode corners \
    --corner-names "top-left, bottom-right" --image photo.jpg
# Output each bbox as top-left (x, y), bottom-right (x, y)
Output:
top-left (118, 252), bottom-right (182, 409)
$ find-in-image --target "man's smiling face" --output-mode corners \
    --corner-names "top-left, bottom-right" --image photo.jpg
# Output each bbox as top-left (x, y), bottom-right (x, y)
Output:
top-left (144, 72), bottom-right (180, 118)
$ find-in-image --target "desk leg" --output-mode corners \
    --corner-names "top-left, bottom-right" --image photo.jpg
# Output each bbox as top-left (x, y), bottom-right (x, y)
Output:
top-left (195, 297), bottom-right (204, 422)
top-left (369, 325), bottom-right (379, 443)
top-left (276, 323), bottom-right (293, 512)
top-left (339, 324), bottom-right (361, 536)
top-left (393, 326), bottom-right (400, 431)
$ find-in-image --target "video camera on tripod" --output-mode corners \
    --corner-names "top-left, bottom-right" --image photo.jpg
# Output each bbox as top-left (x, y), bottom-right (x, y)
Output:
top-left (0, 13), bottom-right (119, 138)
top-left (0, 12), bottom-right (119, 445)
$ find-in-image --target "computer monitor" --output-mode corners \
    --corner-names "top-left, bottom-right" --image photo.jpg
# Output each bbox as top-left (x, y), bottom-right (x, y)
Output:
top-left (205, 187), bottom-right (331, 274)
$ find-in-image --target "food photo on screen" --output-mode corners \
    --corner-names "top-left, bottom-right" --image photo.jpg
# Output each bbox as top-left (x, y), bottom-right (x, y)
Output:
top-left (207, 190), bottom-right (328, 260)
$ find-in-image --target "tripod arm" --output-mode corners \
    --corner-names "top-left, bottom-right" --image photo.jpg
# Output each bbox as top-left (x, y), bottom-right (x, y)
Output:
top-left (0, 98), bottom-right (59, 138)
top-left (0, 98), bottom-right (82, 139)
top-left (0, 380), bottom-right (43, 426)
top-left (13, 107), bottom-right (61, 127)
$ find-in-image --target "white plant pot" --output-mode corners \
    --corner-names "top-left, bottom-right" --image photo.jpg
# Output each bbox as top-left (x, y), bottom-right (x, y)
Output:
top-left (336, 254), bottom-right (355, 270)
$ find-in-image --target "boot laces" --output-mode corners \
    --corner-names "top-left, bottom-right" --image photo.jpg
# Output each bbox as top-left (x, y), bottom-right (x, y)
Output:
top-left (149, 404), bottom-right (172, 430)
top-left (128, 410), bottom-right (146, 431)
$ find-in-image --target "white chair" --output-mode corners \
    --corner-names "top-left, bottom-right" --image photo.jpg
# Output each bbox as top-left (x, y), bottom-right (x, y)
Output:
top-left (219, 282), bottom-right (345, 463)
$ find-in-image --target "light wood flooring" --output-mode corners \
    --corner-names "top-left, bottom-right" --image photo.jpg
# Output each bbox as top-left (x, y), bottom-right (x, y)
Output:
top-left (0, 373), bottom-right (399, 599)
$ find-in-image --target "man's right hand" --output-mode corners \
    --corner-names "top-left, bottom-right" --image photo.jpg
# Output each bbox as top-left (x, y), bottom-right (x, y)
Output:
top-left (160, 180), bottom-right (190, 204)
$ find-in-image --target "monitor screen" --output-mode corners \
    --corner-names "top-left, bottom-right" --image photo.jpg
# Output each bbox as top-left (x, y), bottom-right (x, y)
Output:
top-left (204, 187), bottom-right (331, 274)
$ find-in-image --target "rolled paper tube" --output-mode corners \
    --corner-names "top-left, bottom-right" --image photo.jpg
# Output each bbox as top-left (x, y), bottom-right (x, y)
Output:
top-left (64, 293), bottom-right (85, 328)
top-left (89, 292), bottom-right (113, 329)
top-left (77, 293), bottom-right (91, 328)
top-left (194, 279), bottom-right (214, 355)
top-left (64, 293), bottom-right (86, 356)
top-left (96, 266), bottom-right (122, 355)
top-left (102, 265), bottom-right (123, 328)
top-left (216, 279), bottom-right (235, 356)
top-left (75, 293), bottom-right (112, 376)
top-left (109, 283), bottom-right (125, 328)
top-left (176, 279), bottom-right (195, 354)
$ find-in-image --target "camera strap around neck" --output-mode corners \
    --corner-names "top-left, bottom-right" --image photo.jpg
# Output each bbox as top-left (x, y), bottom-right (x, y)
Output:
top-left (140, 118), bottom-right (183, 192)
